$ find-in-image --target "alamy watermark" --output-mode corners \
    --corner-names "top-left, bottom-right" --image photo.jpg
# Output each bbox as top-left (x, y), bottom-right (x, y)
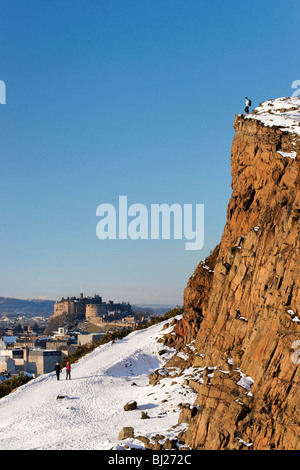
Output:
top-left (96, 196), bottom-right (204, 251)
top-left (0, 80), bottom-right (6, 104)
top-left (291, 80), bottom-right (300, 97)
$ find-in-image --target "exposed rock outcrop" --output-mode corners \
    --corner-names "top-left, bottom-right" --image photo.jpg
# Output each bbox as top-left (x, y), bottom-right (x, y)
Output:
top-left (173, 97), bottom-right (300, 450)
top-left (118, 427), bottom-right (135, 440)
top-left (124, 400), bottom-right (138, 411)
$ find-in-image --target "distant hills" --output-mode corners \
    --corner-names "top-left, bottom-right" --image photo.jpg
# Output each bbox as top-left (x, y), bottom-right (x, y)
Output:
top-left (0, 297), bottom-right (56, 318)
top-left (132, 304), bottom-right (178, 315)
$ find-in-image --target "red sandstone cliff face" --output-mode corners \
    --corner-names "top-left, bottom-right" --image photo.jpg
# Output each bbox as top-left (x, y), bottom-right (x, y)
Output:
top-left (175, 97), bottom-right (300, 450)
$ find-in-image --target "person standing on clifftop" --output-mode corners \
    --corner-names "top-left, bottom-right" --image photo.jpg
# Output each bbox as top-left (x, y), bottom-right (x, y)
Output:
top-left (245, 97), bottom-right (251, 114)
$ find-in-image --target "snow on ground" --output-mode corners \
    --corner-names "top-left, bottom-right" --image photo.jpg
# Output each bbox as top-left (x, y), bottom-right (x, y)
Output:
top-left (244, 96), bottom-right (300, 139)
top-left (276, 150), bottom-right (297, 159)
top-left (0, 316), bottom-right (198, 450)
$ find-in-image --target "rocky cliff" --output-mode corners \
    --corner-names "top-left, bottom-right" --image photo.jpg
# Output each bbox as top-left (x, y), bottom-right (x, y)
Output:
top-left (173, 97), bottom-right (300, 450)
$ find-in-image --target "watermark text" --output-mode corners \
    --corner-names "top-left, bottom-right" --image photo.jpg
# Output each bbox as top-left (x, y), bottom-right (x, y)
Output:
top-left (291, 80), bottom-right (300, 97)
top-left (96, 196), bottom-right (204, 251)
top-left (0, 80), bottom-right (6, 104)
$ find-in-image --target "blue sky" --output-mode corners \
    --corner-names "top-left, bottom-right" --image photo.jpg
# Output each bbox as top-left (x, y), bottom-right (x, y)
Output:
top-left (0, 0), bottom-right (299, 305)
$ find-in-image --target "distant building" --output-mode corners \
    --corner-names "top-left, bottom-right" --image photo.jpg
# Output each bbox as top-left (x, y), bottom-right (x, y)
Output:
top-left (46, 338), bottom-right (71, 350)
top-left (14, 338), bottom-right (36, 349)
top-left (0, 348), bottom-right (62, 375)
top-left (25, 349), bottom-right (62, 375)
top-left (0, 355), bottom-right (16, 374)
top-left (0, 348), bottom-right (27, 373)
top-left (77, 332), bottom-right (106, 346)
top-left (52, 293), bottom-right (132, 325)
top-left (58, 344), bottom-right (78, 358)
top-left (0, 336), bottom-right (18, 347)
top-left (53, 326), bottom-right (68, 336)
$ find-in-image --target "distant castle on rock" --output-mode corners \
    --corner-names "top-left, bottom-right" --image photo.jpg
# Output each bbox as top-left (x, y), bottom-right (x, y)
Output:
top-left (53, 293), bottom-right (132, 324)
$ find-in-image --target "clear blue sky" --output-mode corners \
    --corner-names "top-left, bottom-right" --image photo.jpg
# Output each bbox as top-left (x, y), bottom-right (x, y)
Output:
top-left (0, 0), bottom-right (299, 305)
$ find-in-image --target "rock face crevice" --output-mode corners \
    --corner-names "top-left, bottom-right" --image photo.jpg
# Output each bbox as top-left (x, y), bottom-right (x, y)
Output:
top-left (173, 97), bottom-right (300, 450)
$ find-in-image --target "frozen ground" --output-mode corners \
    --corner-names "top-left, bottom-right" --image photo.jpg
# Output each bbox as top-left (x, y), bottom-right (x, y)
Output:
top-left (0, 316), bottom-right (197, 450)
top-left (244, 96), bottom-right (300, 139)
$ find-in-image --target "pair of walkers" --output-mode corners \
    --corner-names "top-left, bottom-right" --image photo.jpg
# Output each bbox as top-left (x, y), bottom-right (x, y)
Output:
top-left (54, 362), bottom-right (71, 381)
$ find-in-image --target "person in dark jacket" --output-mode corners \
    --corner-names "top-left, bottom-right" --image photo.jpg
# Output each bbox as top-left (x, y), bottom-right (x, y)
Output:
top-left (54, 362), bottom-right (61, 380)
top-left (245, 97), bottom-right (251, 114)
top-left (66, 361), bottom-right (71, 380)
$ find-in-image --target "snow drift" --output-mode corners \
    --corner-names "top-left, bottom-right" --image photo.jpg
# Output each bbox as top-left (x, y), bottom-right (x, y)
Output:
top-left (0, 317), bottom-right (197, 450)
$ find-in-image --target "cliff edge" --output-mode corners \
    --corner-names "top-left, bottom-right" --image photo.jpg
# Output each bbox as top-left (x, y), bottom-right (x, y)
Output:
top-left (173, 97), bottom-right (300, 449)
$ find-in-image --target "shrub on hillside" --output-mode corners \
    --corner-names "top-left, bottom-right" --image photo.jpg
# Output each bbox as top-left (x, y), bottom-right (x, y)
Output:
top-left (0, 373), bottom-right (33, 399)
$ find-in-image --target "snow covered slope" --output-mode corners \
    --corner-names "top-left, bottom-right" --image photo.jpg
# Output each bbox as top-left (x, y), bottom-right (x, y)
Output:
top-left (245, 96), bottom-right (300, 137)
top-left (0, 317), bottom-right (197, 450)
